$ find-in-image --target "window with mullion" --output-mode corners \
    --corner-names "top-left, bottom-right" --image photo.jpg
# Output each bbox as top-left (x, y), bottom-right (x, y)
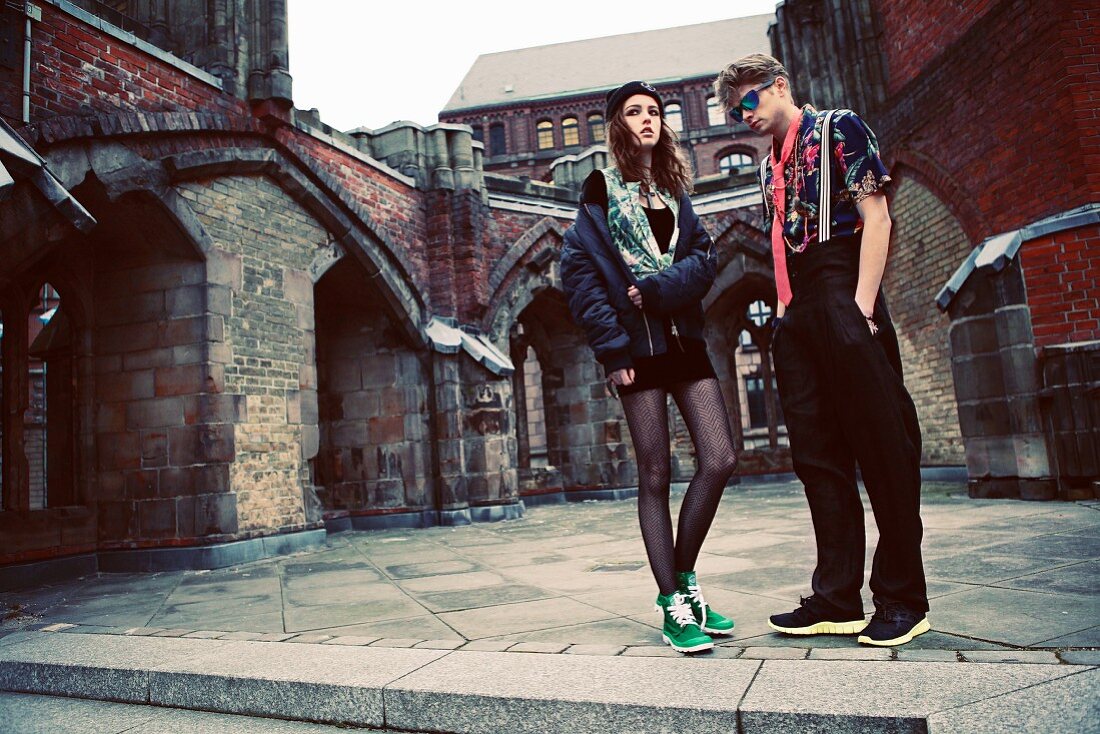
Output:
top-left (536, 119), bottom-right (555, 150)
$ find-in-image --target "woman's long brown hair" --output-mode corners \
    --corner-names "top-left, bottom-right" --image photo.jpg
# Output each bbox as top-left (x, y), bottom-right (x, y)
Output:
top-left (607, 108), bottom-right (694, 200)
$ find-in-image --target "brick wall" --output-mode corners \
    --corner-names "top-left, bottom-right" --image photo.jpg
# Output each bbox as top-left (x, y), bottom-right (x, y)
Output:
top-left (176, 175), bottom-right (329, 533)
top-left (315, 259), bottom-right (431, 516)
top-left (876, 0), bottom-right (1094, 234)
top-left (876, 0), bottom-right (999, 95)
top-left (0, 2), bottom-right (246, 124)
top-left (884, 177), bottom-right (969, 464)
top-left (92, 245), bottom-right (240, 547)
top-left (1020, 223), bottom-right (1100, 349)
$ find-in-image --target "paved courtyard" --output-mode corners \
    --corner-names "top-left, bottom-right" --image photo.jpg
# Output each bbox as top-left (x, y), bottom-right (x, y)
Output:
top-left (3, 479), bottom-right (1098, 652)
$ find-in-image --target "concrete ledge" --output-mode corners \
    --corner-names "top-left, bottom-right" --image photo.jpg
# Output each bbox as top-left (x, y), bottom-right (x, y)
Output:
top-left (565, 487), bottom-right (640, 502)
top-left (349, 509), bottom-right (439, 531)
top-left (0, 632), bottom-right (1093, 733)
top-left (0, 553), bottom-right (97, 592)
top-left (347, 502), bottom-right (524, 530)
top-left (97, 529), bottom-right (328, 573)
top-left (926, 667), bottom-right (1099, 734)
top-left (519, 491), bottom-right (568, 507)
top-left (740, 659), bottom-right (1080, 733)
top-left (0, 632), bottom-right (447, 727)
top-left (469, 502), bottom-right (525, 523)
top-left (384, 651), bottom-right (758, 734)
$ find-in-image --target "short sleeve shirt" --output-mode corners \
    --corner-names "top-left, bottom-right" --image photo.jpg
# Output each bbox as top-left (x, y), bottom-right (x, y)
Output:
top-left (762, 105), bottom-right (891, 252)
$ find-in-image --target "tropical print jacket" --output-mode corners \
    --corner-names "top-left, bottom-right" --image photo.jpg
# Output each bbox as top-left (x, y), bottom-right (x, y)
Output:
top-left (762, 105), bottom-right (891, 252)
top-left (602, 166), bottom-right (681, 277)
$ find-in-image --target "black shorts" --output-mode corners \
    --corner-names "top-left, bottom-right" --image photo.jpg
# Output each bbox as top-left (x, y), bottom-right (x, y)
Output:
top-left (617, 337), bottom-right (716, 396)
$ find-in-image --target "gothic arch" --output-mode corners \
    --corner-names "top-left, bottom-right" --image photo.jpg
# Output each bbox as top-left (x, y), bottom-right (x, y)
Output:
top-left (889, 148), bottom-right (986, 244)
top-left (35, 113), bottom-right (427, 347)
top-left (483, 220), bottom-right (567, 344)
top-left (880, 167), bottom-right (970, 465)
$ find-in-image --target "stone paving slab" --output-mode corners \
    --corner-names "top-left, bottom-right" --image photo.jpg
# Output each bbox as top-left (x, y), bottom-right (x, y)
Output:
top-left (739, 659), bottom-right (1080, 733)
top-left (0, 632), bottom-right (448, 727)
top-left (384, 650), bottom-right (760, 734)
top-left (926, 667), bottom-right (1100, 733)
top-left (0, 692), bottom-right (358, 733)
top-left (0, 631), bottom-right (1095, 733)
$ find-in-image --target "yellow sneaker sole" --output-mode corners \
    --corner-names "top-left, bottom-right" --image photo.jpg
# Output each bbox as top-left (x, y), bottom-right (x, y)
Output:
top-left (768, 619), bottom-right (868, 635)
top-left (857, 617), bottom-right (931, 646)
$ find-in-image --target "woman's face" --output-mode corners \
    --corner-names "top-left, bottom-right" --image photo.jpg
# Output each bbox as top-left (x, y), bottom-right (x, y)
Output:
top-left (621, 93), bottom-right (661, 150)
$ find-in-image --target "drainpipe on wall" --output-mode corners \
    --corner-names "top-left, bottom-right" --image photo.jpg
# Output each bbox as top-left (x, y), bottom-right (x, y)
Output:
top-left (22, 3), bottom-right (40, 124)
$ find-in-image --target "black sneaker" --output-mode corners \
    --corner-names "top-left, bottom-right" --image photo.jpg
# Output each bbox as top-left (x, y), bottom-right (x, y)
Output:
top-left (857, 603), bottom-right (930, 646)
top-left (768, 595), bottom-right (867, 636)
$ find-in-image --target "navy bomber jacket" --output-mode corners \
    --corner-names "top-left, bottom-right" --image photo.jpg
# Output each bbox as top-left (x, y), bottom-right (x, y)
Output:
top-left (559, 186), bottom-right (717, 374)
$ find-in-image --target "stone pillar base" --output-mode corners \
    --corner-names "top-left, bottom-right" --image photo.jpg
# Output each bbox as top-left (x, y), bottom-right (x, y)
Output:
top-left (967, 477), bottom-right (1056, 500)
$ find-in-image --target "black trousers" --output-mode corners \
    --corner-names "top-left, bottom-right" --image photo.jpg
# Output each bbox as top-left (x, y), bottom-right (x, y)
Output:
top-left (772, 236), bottom-right (928, 615)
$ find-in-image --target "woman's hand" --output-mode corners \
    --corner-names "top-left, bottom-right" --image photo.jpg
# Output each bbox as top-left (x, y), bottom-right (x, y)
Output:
top-left (627, 286), bottom-right (643, 309)
top-left (609, 368), bottom-right (636, 387)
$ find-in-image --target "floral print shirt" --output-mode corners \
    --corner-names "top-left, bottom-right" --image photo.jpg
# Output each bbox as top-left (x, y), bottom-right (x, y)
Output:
top-left (762, 105), bottom-right (891, 252)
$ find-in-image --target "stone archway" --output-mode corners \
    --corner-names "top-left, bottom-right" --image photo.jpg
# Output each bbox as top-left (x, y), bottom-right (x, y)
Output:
top-left (883, 171), bottom-right (972, 466)
top-left (313, 257), bottom-right (432, 522)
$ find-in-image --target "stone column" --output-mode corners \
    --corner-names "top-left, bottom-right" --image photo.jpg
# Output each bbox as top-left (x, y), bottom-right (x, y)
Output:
top-left (248, 0), bottom-right (292, 104)
top-left (945, 260), bottom-right (1054, 499)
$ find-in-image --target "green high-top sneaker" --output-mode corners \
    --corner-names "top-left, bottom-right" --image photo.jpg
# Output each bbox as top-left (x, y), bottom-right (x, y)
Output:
top-left (655, 591), bottom-right (714, 653)
top-left (677, 570), bottom-right (735, 635)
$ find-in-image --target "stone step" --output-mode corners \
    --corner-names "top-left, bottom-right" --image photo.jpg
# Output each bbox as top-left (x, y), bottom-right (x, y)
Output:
top-left (0, 631), bottom-right (1093, 733)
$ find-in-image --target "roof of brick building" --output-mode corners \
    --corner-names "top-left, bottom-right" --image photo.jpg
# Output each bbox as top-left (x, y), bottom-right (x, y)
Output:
top-left (442, 15), bottom-right (774, 113)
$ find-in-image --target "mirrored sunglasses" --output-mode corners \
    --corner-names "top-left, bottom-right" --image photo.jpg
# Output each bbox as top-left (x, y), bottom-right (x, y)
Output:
top-left (730, 78), bottom-right (777, 122)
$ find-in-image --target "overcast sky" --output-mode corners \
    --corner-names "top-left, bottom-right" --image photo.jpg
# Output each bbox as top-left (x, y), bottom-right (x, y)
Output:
top-left (287, 1), bottom-right (779, 133)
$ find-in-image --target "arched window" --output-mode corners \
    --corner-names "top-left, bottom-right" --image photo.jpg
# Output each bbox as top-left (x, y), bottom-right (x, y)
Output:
top-left (471, 124), bottom-right (484, 144)
top-left (735, 299), bottom-right (785, 438)
top-left (489, 122), bottom-right (506, 156)
top-left (536, 120), bottom-right (555, 150)
top-left (664, 102), bottom-right (682, 133)
top-left (718, 152), bottom-right (754, 174)
top-left (739, 300), bottom-right (771, 348)
top-left (562, 116), bottom-right (579, 147)
top-left (523, 346), bottom-right (548, 467)
top-left (707, 95), bottom-right (724, 127)
top-left (587, 113), bottom-right (605, 143)
top-left (27, 283), bottom-right (75, 509)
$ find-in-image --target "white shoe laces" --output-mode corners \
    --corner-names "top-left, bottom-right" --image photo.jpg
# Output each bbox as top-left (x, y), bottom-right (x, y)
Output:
top-left (686, 583), bottom-right (708, 615)
top-left (666, 592), bottom-right (697, 627)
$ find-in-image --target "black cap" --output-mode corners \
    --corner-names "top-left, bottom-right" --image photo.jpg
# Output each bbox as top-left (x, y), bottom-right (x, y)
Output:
top-left (605, 80), bottom-right (663, 120)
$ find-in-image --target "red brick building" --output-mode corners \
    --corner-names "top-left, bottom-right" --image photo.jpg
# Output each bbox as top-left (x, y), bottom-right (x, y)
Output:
top-left (772, 0), bottom-right (1099, 498)
top-left (438, 16), bottom-right (773, 182)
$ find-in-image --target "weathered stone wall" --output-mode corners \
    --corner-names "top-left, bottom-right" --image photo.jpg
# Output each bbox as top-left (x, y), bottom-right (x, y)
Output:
top-left (174, 175), bottom-right (329, 533)
top-left (315, 260), bottom-right (431, 518)
top-left (883, 177), bottom-right (970, 465)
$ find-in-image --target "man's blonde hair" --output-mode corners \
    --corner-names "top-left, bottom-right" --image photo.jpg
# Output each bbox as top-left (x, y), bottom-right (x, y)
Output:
top-left (713, 54), bottom-right (791, 113)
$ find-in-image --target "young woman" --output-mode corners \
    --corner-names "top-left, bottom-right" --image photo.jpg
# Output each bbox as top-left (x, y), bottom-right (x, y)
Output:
top-left (560, 80), bottom-right (738, 653)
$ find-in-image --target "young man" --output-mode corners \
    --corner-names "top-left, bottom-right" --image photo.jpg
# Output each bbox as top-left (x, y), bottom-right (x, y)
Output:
top-left (713, 54), bottom-right (929, 646)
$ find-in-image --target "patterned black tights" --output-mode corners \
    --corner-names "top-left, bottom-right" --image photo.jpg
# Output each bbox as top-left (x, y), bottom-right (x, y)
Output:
top-left (620, 378), bottom-right (738, 595)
